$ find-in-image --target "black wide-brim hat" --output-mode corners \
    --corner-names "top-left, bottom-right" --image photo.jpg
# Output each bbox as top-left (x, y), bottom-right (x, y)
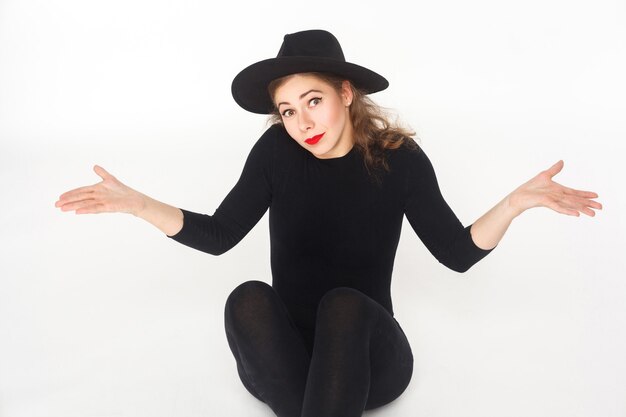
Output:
top-left (231, 29), bottom-right (389, 114)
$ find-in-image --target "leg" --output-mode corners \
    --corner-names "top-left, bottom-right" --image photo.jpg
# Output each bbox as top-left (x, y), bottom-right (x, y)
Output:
top-left (224, 280), bottom-right (311, 417)
top-left (301, 287), bottom-right (414, 417)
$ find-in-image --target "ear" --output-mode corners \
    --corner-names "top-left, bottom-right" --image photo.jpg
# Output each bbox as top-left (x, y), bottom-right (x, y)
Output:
top-left (341, 80), bottom-right (353, 106)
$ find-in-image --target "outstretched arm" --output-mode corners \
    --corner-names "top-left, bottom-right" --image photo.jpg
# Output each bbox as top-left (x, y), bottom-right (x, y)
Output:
top-left (469, 160), bottom-right (603, 250)
top-left (56, 125), bottom-right (278, 255)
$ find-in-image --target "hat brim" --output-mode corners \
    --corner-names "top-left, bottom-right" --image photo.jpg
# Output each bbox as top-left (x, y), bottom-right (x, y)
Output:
top-left (231, 56), bottom-right (389, 114)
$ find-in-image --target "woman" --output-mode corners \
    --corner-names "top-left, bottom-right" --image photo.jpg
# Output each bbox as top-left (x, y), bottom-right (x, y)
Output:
top-left (55, 30), bottom-right (602, 417)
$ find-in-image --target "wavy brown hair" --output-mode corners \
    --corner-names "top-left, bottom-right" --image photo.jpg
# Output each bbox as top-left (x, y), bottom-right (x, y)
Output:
top-left (267, 72), bottom-right (420, 181)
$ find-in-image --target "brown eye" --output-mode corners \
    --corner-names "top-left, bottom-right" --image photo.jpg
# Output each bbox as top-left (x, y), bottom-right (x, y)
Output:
top-left (281, 109), bottom-right (294, 117)
top-left (309, 97), bottom-right (322, 106)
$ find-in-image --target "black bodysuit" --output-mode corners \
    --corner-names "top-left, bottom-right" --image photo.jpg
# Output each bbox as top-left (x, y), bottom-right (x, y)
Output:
top-left (167, 124), bottom-right (495, 416)
top-left (168, 123), bottom-right (493, 327)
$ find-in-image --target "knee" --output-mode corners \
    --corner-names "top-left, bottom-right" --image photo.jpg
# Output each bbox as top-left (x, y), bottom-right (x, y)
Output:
top-left (317, 287), bottom-right (374, 324)
top-left (225, 280), bottom-right (275, 326)
top-left (319, 286), bottom-right (363, 306)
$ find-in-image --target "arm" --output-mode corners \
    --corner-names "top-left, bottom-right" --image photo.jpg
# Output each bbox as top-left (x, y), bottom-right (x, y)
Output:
top-left (56, 126), bottom-right (277, 255)
top-left (135, 194), bottom-right (184, 237)
top-left (164, 127), bottom-right (275, 254)
top-left (404, 145), bottom-right (494, 273)
top-left (470, 160), bottom-right (602, 250)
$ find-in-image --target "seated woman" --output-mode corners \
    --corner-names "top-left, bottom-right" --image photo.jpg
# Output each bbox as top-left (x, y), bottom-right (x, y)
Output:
top-left (55, 29), bottom-right (602, 417)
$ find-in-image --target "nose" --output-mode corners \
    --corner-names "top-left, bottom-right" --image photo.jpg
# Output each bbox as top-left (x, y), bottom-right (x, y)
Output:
top-left (298, 111), bottom-right (313, 132)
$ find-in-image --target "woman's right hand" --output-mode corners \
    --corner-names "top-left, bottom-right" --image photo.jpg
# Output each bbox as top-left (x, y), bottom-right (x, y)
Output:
top-left (55, 165), bottom-right (146, 216)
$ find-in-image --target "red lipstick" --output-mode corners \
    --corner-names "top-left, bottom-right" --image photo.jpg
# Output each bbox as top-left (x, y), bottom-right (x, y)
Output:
top-left (305, 133), bottom-right (325, 145)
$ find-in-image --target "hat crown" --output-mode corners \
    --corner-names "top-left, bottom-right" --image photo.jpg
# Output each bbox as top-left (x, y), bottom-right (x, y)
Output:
top-left (277, 30), bottom-right (346, 61)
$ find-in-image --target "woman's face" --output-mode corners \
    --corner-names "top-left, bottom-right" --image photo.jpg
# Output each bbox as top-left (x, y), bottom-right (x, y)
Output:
top-left (273, 74), bottom-right (354, 159)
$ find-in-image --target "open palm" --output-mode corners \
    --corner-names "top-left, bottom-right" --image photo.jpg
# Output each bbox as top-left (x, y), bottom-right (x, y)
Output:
top-left (509, 160), bottom-right (602, 217)
top-left (55, 165), bottom-right (145, 215)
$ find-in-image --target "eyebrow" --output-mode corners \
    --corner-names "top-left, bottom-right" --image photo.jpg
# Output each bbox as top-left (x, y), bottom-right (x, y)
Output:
top-left (277, 89), bottom-right (323, 108)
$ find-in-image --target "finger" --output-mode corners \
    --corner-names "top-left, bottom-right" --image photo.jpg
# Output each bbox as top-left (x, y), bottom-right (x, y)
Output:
top-left (568, 195), bottom-right (603, 211)
top-left (581, 207), bottom-right (596, 217)
top-left (571, 201), bottom-right (597, 217)
top-left (558, 196), bottom-right (602, 217)
top-left (94, 165), bottom-right (114, 180)
top-left (57, 185), bottom-right (97, 202)
top-left (56, 190), bottom-right (98, 207)
top-left (545, 199), bottom-right (579, 216)
top-left (76, 202), bottom-right (107, 214)
top-left (550, 184), bottom-right (599, 202)
top-left (561, 186), bottom-right (599, 198)
top-left (58, 198), bottom-right (97, 212)
top-left (574, 190), bottom-right (599, 198)
top-left (582, 200), bottom-right (603, 214)
top-left (553, 206), bottom-right (580, 216)
top-left (545, 160), bottom-right (564, 178)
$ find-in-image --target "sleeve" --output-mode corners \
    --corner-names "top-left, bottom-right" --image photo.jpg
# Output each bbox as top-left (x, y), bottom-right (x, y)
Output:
top-left (403, 145), bottom-right (495, 272)
top-left (165, 126), bottom-right (275, 255)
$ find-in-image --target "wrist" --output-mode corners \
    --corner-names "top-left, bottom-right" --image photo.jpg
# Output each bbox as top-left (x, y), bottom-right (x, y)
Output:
top-left (132, 192), bottom-right (150, 218)
top-left (505, 192), bottom-right (524, 219)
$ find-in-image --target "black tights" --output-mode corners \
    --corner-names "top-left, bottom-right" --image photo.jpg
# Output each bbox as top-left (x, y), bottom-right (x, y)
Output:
top-left (224, 280), bottom-right (414, 417)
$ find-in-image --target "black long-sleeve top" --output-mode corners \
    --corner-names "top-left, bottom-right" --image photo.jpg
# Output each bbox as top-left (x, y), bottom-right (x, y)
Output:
top-left (168, 124), bottom-right (494, 332)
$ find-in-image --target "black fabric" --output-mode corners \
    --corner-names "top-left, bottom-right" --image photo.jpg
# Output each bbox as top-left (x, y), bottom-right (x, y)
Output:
top-left (169, 124), bottom-right (494, 327)
top-left (167, 123), bottom-right (495, 414)
top-left (224, 280), bottom-right (413, 417)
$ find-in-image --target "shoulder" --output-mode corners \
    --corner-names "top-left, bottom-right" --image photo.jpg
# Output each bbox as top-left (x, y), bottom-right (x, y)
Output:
top-left (383, 138), bottom-right (442, 190)
top-left (257, 123), bottom-right (292, 143)
top-left (245, 123), bottom-right (303, 176)
top-left (385, 137), bottom-right (427, 168)
top-left (247, 123), bottom-right (285, 157)
top-left (252, 123), bottom-right (297, 153)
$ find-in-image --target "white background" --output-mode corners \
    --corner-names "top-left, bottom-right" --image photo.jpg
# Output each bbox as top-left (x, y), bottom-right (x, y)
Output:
top-left (1, 0), bottom-right (625, 416)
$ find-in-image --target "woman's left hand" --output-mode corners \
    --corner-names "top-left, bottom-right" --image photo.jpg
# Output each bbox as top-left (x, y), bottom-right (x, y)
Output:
top-left (508, 160), bottom-right (603, 217)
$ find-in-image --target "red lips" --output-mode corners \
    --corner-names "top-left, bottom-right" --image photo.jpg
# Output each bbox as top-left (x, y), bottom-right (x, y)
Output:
top-left (305, 132), bottom-right (325, 145)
